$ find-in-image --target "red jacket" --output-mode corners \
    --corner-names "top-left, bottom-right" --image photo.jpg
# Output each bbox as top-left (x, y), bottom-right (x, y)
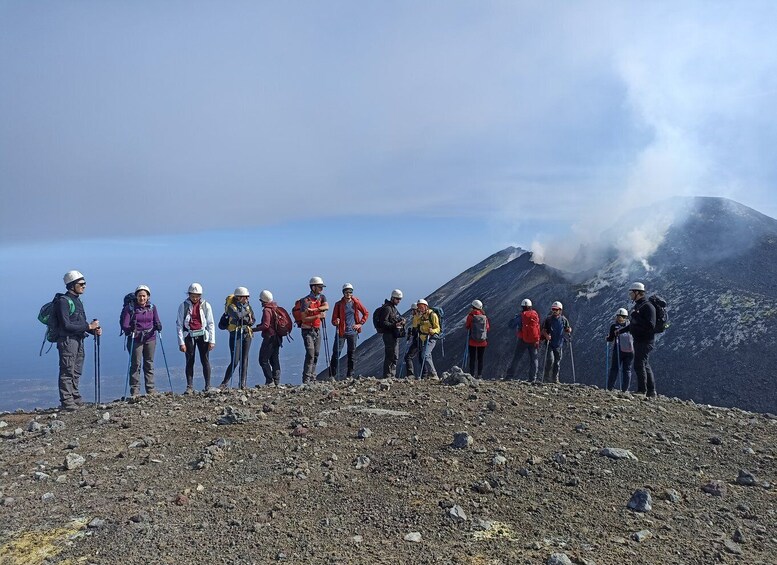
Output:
top-left (330, 297), bottom-right (369, 337)
top-left (465, 309), bottom-right (490, 347)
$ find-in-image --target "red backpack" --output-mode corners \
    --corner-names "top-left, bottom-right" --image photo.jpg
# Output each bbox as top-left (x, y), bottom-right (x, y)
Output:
top-left (273, 306), bottom-right (293, 338)
top-left (520, 310), bottom-right (540, 343)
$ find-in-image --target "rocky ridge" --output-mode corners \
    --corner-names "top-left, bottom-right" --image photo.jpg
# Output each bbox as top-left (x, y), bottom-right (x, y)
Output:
top-left (1, 377), bottom-right (775, 564)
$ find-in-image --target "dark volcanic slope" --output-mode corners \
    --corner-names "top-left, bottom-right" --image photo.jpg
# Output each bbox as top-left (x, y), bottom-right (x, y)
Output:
top-left (0, 383), bottom-right (775, 564)
top-left (342, 197), bottom-right (777, 414)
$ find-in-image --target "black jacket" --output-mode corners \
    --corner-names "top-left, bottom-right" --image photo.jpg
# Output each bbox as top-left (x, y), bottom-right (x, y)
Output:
top-left (376, 299), bottom-right (400, 333)
top-left (624, 298), bottom-right (656, 344)
top-left (56, 291), bottom-right (90, 339)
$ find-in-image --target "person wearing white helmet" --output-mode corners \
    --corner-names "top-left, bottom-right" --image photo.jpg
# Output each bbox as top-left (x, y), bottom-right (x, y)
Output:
top-left (54, 270), bottom-right (102, 410)
top-left (606, 308), bottom-right (634, 391)
top-left (329, 283), bottom-right (370, 379)
top-left (176, 282), bottom-right (216, 393)
top-left (120, 285), bottom-right (162, 397)
top-left (298, 277), bottom-right (329, 384)
top-left (465, 300), bottom-right (490, 378)
top-left (374, 289), bottom-right (406, 378)
top-left (254, 290), bottom-right (283, 386)
top-left (414, 298), bottom-right (442, 379)
top-left (505, 298), bottom-right (541, 382)
top-left (218, 287), bottom-right (256, 391)
top-left (541, 301), bottom-right (572, 383)
top-left (618, 282), bottom-right (658, 398)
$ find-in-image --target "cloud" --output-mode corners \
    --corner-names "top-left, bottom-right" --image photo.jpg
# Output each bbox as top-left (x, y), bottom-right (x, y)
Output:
top-left (1, 2), bottom-right (776, 246)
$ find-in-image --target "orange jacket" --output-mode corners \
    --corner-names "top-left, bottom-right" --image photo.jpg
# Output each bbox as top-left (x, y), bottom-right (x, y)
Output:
top-left (330, 296), bottom-right (369, 337)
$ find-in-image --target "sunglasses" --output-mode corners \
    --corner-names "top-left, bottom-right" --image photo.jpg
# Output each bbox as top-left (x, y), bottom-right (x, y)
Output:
top-left (76, 281), bottom-right (87, 287)
top-left (551, 308), bottom-right (560, 311)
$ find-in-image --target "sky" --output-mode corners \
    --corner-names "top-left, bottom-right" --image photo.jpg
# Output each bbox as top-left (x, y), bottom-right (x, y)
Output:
top-left (2, 1), bottom-right (777, 407)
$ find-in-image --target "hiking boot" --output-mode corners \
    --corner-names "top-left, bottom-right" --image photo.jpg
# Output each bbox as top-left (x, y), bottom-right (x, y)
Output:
top-left (184, 387), bottom-right (194, 395)
top-left (646, 390), bottom-right (657, 399)
top-left (218, 383), bottom-right (229, 391)
top-left (74, 397), bottom-right (85, 406)
top-left (60, 404), bottom-right (78, 412)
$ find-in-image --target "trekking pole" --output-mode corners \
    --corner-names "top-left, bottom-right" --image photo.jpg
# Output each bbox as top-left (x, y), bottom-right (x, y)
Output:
top-left (540, 340), bottom-right (548, 381)
top-left (605, 341), bottom-right (610, 390)
top-left (421, 337), bottom-right (430, 378)
top-left (461, 336), bottom-right (470, 373)
top-left (93, 325), bottom-right (99, 404)
top-left (568, 336), bottom-right (576, 383)
top-left (321, 322), bottom-right (331, 374)
top-left (615, 339), bottom-right (622, 392)
top-left (227, 325), bottom-right (239, 389)
top-left (158, 332), bottom-right (174, 393)
top-left (124, 333), bottom-right (134, 398)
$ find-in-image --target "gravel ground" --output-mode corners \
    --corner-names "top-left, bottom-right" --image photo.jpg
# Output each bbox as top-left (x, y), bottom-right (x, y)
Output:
top-left (1, 375), bottom-right (775, 564)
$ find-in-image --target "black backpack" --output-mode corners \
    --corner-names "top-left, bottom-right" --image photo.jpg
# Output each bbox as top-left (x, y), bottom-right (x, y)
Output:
top-left (373, 304), bottom-right (388, 333)
top-left (648, 294), bottom-right (669, 333)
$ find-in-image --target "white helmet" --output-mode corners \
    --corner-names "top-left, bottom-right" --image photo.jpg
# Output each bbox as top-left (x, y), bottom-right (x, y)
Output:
top-left (342, 283), bottom-right (354, 292)
top-left (629, 282), bottom-right (646, 292)
top-left (416, 298), bottom-right (428, 306)
top-left (391, 289), bottom-right (403, 299)
top-left (471, 299), bottom-right (483, 309)
top-left (234, 286), bottom-right (250, 297)
top-left (521, 298), bottom-right (532, 308)
top-left (187, 283), bottom-right (203, 294)
top-left (551, 301), bottom-right (563, 310)
top-left (63, 270), bottom-right (84, 286)
top-left (410, 302), bottom-right (417, 309)
top-left (135, 285), bottom-right (151, 295)
top-left (309, 276), bottom-right (325, 287)
top-left (259, 290), bottom-right (273, 303)
top-left (616, 308), bottom-right (628, 317)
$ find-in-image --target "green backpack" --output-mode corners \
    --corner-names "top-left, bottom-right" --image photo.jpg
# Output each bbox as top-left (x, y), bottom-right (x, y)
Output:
top-left (38, 293), bottom-right (75, 354)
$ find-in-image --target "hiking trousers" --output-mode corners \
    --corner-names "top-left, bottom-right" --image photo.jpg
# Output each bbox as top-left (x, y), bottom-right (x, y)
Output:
top-left (468, 345), bottom-right (486, 378)
top-left (507, 340), bottom-right (538, 381)
top-left (128, 337), bottom-right (156, 395)
top-left (543, 345), bottom-right (563, 382)
top-left (421, 337), bottom-right (437, 377)
top-left (404, 335), bottom-right (419, 377)
top-left (184, 334), bottom-right (211, 389)
top-left (330, 333), bottom-right (357, 379)
top-left (259, 336), bottom-right (281, 385)
top-left (633, 341), bottom-right (655, 395)
top-left (382, 333), bottom-right (399, 378)
top-left (57, 335), bottom-right (85, 407)
top-left (222, 329), bottom-right (252, 389)
top-left (302, 328), bottom-right (321, 383)
top-left (607, 347), bottom-right (634, 392)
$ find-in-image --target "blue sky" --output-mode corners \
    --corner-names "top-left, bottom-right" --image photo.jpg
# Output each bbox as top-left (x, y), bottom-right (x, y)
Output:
top-left (2, 2), bottom-right (777, 406)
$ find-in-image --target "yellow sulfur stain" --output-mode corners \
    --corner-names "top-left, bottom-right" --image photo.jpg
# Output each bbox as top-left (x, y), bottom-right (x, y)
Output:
top-left (0, 518), bottom-right (88, 565)
top-left (472, 520), bottom-right (520, 542)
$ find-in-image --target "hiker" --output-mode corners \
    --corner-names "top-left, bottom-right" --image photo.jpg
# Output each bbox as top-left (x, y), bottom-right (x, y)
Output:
top-left (329, 283), bottom-right (369, 379)
top-left (255, 290), bottom-right (282, 386)
top-left (403, 302), bottom-right (420, 378)
top-left (541, 301), bottom-right (572, 383)
top-left (606, 307), bottom-right (634, 391)
top-left (374, 289), bottom-right (406, 378)
top-left (55, 270), bottom-right (102, 410)
top-left (415, 299), bottom-right (441, 378)
top-left (464, 300), bottom-right (489, 378)
top-left (506, 298), bottom-right (541, 382)
top-left (176, 283), bottom-right (216, 393)
top-left (618, 282), bottom-right (657, 398)
top-left (120, 285), bottom-right (162, 397)
top-left (218, 287), bottom-right (255, 390)
top-left (299, 276), bottom-right (329, 384)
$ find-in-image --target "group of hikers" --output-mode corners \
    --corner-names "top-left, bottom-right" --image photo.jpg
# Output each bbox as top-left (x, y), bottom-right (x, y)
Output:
top-left (46, 271), bottom-right (661, 411)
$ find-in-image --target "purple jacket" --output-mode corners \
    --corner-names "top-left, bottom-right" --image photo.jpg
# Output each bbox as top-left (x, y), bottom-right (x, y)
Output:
top-left (121, 304), bottom-right (162, 343)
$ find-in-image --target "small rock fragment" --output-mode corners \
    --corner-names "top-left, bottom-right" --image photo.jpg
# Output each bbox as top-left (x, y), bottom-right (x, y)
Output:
top-left (632, 529), bottom-right (652, 542)
top-left (547, 553), bottom-right (573, 565)
top-left (702, 481), bottom-right (727, 497)
top-left (65, 453), bottom-right (86, 470)
top-left (452, 431), bottom-right (473, 449)
top-left (599, 447), bottom-right (638, 461)
top-left (735, 469), bottom-right (757, 486)
top-left (627, 489), bottom-right (652, 513)
top-left (357, 427), bottom-right (372, 439)
top-left (404, 532), bottom-right (422, 543)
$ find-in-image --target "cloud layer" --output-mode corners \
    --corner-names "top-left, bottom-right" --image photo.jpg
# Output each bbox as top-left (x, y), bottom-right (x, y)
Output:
top-left (2, 2), bottom-right (776, 245)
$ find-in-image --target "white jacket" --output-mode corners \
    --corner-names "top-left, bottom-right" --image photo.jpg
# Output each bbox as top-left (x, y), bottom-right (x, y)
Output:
top-left (176, 299), bottom-right (216, 345)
